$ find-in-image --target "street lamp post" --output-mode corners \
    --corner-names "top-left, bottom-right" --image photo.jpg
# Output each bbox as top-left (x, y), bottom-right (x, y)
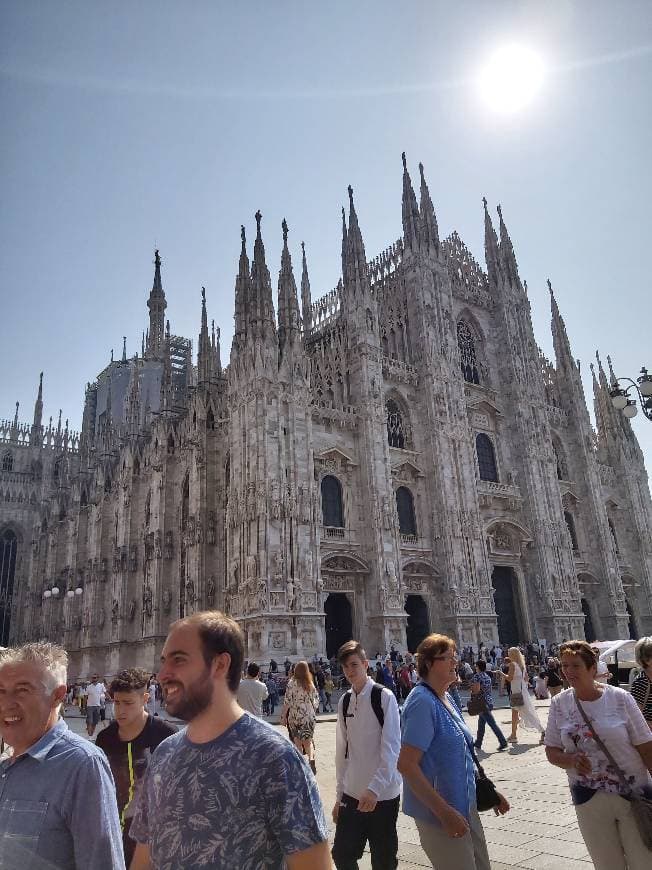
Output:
top-left (609, 367), bottom-right (652, 421)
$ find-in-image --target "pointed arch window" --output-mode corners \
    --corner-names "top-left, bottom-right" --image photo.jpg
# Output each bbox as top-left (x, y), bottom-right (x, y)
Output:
top-left (608, 518), bottom-right (619, 554)
top-left (0, 528), bottom-right (17, 645)
top-left (457, 321), bottom-right (480, 384)
top-left (386, 399), bottom-right (408, 449)
top-left (396, 487), bottom-right (417, 536)
top-left (2, 452), bottom-right (13, 472)
top-left (564, 511), bottom-right (579, 551)
top-left (321, 475), bottom-right (344, 528)
top-left (552, 442), bottom-right (568, 481)
top-left (181, 475), bottom-right (189, 529)
top-left (206, 408), bottom-right (215, 430)
top-left (476, 434), bottom-right (498, 482)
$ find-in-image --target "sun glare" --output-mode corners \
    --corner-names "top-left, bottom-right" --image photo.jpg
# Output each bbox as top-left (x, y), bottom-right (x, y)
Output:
top-left (477, 44), bottom-right (545, 114)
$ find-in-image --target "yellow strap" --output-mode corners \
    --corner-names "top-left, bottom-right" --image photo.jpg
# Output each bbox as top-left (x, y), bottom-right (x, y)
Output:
top-left (120, 741), bottom-right (135, 830)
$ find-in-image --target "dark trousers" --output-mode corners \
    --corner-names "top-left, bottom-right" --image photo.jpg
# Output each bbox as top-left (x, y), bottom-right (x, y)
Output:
top-left (475, 709), bottom-right (508, 748)
top-left (332, 793), bottom-right (400, 870)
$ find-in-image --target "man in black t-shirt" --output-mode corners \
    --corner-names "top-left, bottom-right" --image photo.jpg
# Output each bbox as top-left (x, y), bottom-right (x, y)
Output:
top-left (95, 668), bottom-right (176, 865)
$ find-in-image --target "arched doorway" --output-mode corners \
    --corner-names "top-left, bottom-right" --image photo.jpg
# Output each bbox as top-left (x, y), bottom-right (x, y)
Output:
top-left (405, 595), bottom-right (429, 653)
top-left (581, 598), bottom-right (596, 642)
top-left (324, 593), bottom-right (353, 658)
top-left (626, 600), bottom-right (638, 640)
top-left (491, 566), bottom-right (520, 646)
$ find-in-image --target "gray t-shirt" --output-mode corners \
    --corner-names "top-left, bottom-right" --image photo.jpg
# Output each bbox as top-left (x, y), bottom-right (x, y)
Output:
top-left (236, 677), bottom-right (269, 717)
top-left (130, 713), bottom-right (328, 869)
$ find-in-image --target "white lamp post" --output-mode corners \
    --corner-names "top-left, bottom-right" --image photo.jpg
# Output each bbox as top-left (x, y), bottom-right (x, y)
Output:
top-left (609, 367), bottom-right (652, 422)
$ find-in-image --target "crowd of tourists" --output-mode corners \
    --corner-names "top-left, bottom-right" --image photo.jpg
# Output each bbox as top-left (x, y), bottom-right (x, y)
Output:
top-left (0, 621), bottom-right (651, 870)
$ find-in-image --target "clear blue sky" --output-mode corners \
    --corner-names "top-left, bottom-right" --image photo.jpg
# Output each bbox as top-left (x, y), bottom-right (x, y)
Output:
top-left (1, 1), bottom-right (651, 464)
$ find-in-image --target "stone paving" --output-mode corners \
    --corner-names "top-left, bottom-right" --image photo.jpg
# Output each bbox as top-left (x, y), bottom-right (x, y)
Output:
top-left (66, 697), bottom-right (591, 869)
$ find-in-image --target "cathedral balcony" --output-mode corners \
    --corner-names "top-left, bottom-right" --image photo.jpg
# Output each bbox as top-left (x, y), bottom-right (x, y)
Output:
top-left (320, 526), bottom-right (359, 547)
top-left (381, 356), bottom-right (419, 386)
top-left (399, 533), bottom-right (431, 552)
top-left (477, 480), bottom-right (522, 509)
top-left (464, 382), bottom-right (499, 406)
top-left (0, 470), bottom-right (35, 485)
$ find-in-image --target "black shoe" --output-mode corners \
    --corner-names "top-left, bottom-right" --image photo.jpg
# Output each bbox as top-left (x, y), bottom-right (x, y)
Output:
top-left (498, 744), bottom-right (508, 751)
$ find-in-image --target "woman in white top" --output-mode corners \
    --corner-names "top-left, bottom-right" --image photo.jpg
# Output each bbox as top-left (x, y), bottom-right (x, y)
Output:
top-left (545, 640), bottom-right (652, 870)
top-left (504, 647), bottom-right (545, 743)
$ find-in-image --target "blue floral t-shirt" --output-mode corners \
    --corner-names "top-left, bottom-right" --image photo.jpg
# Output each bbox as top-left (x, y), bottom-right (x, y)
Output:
top-left (130, 712), bottom-right (328, 869)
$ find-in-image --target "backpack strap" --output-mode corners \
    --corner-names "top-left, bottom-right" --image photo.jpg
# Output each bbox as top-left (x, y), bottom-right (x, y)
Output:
top-left (342, 689), bottom-right (353, 759)
top-left (370, 684), bottom-right (385, 729)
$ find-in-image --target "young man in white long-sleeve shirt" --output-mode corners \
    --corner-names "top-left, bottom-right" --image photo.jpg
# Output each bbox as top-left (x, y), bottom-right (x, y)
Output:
top-left (332, 640), bottom-right (402, 870)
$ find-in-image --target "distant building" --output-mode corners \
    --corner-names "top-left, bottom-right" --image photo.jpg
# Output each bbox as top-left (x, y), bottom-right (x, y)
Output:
top-left (1, 157), bottom-right (651, 675)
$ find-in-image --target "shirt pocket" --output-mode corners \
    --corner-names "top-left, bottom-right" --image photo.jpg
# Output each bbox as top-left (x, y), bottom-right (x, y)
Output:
top-left (0, 799), bottom-right (48, 868)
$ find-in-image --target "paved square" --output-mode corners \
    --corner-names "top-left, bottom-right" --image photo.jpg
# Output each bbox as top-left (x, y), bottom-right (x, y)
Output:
top-left (66, 698), bottom-right (590, 868)
top-left (309, 700), bottom-right (591, 869)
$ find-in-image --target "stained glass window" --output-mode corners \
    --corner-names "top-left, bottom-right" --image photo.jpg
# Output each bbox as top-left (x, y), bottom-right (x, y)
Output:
top-left (457, 321), bottom-right (480, 384)
top-left (321, 475), bottom-right (344, 528)
top-left (396, 487), bottom-right (417, 536)
top-left (476, 434), bottom-right (498, 482)
top-left (386, 399), bottom-right (407, 449)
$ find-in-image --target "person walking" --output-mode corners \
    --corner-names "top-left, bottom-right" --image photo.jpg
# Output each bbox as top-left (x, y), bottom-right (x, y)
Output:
top-left (544, 657), bottom-right (563, 697)
top-left (85, 673), bottom-right (107, 737)
top-left (265, 672), bottom-right (280, 716)
top-left (630, 637), bottom-right (652, 729)
top-left (470, 660), bottom-right (508, 752)
top-left (236, 661), bottom-right (269, 718)
top-left (129, 611), bottom-right (330, 869)
top-left (323, 671), bottom-right (335, 713)
top-left (96, 668), bottom-right (177, 866)
top-left (545, 640), bottom-right (652, 870)
top-left (398, 633), bottom-right (510, 869)
top-left (281, 660), bottom-right (320, 773)
top-left (331, 640), bottom-right (402, 870)
top-left (505, 647), bottom-right (545, 744)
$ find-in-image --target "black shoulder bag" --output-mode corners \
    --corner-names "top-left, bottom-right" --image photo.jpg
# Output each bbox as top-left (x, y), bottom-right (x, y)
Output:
top-left (574, 690), bottom-right (652, 850)
top-left (421, 682), bottom-right (502, 812)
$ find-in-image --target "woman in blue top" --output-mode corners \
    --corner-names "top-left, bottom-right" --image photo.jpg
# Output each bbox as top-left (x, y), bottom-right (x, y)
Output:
top-left (398, 634), bottom-right (510, 870)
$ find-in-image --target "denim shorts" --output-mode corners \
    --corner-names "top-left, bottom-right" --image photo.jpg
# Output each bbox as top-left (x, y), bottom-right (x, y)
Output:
top-left (86, 705), bottom-right (100, 726)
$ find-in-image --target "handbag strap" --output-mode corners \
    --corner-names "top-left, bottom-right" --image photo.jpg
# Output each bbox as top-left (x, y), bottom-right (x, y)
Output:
top-left (573, 690), bottom-right (632, 793)
top-left (420, 680), bottom-right (488, 778)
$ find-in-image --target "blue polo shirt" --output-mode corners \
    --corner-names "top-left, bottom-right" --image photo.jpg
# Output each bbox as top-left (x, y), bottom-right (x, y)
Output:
top-left (401, 683), bottom-right (476, 824)
top-left (0, 720), bottom-right (125, 869)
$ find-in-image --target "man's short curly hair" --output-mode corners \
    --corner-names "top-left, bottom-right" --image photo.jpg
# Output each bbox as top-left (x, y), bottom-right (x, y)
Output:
top-left (109, 668), bottom-right (150, 695)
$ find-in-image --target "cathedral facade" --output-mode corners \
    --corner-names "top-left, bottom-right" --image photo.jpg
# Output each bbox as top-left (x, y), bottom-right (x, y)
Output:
top-left (2, 156), bottom-right (651, 677)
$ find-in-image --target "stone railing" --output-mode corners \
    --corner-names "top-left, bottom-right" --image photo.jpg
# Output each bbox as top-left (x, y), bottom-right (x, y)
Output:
top-left (382, 356), bottom-right (419, 384)
top-left (320, 526), bottom-right (358, 546)
top-left (477, 480), bottom-right (522, 499)
top-left (0, 470), bottom-right (35, 485)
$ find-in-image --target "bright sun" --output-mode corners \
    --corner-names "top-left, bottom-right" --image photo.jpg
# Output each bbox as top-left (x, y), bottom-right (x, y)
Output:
top-left (477, 45), bottom-right (545, 114)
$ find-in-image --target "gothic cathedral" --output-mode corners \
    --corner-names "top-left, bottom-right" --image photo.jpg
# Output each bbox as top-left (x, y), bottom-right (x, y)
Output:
top-left (1, 155), bottom-right (651, 676)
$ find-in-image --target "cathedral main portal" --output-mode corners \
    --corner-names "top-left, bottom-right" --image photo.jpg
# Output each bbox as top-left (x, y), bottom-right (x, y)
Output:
top-left (491, 566), bottom-right (521, 646)
top-left (324, 593), bottom-right (353, 658)
top-left (404, 594), bottom-right (429, 653)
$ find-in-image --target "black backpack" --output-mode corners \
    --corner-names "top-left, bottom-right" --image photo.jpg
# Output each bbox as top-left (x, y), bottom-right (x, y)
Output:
top-left (341, 685), bottom-right (384, 758)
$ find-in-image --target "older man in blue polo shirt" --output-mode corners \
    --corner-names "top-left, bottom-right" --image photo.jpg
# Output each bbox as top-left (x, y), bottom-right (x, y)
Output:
top-left (0, 642), bottom-right (125, 869)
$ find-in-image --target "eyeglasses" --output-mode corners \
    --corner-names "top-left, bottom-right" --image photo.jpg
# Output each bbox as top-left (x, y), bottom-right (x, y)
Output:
top-left (432, 655), bottom-right (458, 663)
